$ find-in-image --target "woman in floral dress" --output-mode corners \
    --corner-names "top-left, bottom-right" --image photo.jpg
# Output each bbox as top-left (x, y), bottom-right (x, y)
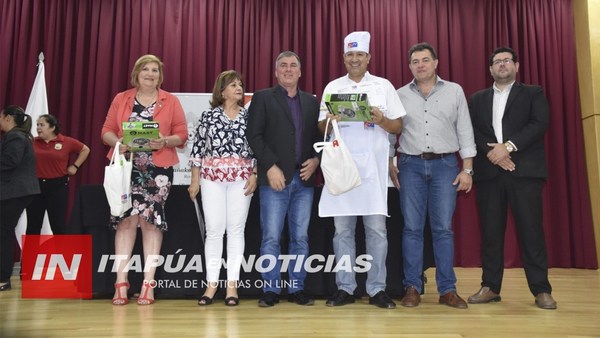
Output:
top-left (101, 55), bottom-right (187, 305)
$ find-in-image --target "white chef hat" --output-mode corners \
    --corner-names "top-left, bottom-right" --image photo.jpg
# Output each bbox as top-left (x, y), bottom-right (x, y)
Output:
top-left (344, 31), bottom-right (371, 54)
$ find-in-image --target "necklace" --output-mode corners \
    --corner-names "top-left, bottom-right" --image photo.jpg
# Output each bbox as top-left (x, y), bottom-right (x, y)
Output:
top-left (223, 107), bottom-right (240, 120)
top-left (136, 90), bottom-right (157, 107)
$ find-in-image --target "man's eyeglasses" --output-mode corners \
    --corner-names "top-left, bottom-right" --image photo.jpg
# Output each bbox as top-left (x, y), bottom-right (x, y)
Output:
top-left (492, 58), bottom-right (514, 66)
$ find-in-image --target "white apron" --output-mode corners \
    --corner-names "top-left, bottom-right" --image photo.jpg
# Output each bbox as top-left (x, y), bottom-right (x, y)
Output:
top-left (318, 121), bottom-right (390, 217)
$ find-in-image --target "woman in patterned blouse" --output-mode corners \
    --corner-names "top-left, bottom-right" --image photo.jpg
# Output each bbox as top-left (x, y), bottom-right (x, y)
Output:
top-left (188, 70), bottom-right (257, 306)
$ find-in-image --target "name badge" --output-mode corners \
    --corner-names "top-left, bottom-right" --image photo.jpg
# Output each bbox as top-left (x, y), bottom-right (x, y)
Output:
top-left (54, 143), bottom-right (63, 150)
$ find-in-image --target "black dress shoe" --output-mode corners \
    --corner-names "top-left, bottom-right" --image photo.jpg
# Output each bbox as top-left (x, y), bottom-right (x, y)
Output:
top-left (326, 290), bottom-right (355, 307)
top-left (369, 291), bottom-right (396, 309)
top-left (288, 290), bottom-right (315, 305)
top-left (258, 291), bottom-right (280, 307)
top-left (0, 280), bottom-right (11, 291)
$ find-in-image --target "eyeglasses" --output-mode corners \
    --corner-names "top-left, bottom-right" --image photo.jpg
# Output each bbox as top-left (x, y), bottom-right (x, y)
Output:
top-left (492, 58), bottom-right (514, 66)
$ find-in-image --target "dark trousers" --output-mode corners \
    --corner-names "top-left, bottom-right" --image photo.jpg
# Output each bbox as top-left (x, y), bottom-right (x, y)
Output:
top-left (1, 195), bottom-right (35, 281)
top-left (475, 172), bottom-right (552, 296)
top-left (25, 177), bottom-right (69, 235)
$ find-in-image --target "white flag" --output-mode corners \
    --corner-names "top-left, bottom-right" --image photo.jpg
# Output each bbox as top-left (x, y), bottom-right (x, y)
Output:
top-left (16, 52), bottom-right (52, 247)
top-left (24, 52), bottom-right (49, 137)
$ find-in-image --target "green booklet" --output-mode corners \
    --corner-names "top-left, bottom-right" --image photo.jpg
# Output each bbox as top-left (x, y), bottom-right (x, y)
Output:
top-left (324, 93), bottom-right (371, 122)
top-left (122, 121), bottom-right (159, 152)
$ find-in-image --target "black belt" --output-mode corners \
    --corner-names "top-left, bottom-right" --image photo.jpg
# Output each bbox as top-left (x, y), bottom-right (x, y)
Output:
top-left (38, 176), bottom-right (69, 189)
top-left (40, 176), bottom-right (69, 183)
top-left (412, 153), bottom-right (454, 160)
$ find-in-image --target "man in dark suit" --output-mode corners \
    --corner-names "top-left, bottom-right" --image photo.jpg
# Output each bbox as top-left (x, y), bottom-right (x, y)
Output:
top-left (468, 47), bottom-right (556, 309)
top-left (247, 51), bottom-right (320, 307)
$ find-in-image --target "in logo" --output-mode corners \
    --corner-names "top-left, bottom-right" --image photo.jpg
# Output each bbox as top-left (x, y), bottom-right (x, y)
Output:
top-left (21, 235), bottom-right (92, 299)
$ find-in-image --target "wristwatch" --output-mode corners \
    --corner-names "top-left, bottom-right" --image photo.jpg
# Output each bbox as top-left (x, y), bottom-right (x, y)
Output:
top-left (463, 168), bottom-right (474, 176)
top-left (504, 141), bottom-right (515, 153)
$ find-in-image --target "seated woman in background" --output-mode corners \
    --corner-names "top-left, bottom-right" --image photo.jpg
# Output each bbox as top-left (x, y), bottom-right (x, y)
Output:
top-left (0, 105), bottom-right (40, 291)
top-left (26, 114), bottom-right (90, 235)
top-left (188, 70), bottom-right (256, 306)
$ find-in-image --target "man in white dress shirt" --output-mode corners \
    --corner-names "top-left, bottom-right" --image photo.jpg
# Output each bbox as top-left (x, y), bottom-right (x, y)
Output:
top-left (318, 31), bottom-right (406, 309)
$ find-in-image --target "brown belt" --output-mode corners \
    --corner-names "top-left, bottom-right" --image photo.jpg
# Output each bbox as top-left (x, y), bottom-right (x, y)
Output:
top-left (414, 152), bottom-right (454, 160)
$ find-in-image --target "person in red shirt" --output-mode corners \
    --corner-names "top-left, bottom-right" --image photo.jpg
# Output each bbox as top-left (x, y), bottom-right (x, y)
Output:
top-left (26, 114), bottom-right (89, 235)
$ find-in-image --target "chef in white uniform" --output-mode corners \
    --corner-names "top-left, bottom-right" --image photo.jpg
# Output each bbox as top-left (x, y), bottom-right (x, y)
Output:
top-left (317, 31), bottom-right (406, 309)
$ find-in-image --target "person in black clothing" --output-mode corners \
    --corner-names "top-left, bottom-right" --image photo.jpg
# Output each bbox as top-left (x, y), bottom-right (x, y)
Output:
top-left (0, 105), bottom-right (41, 291)
top-left (468, 47), bottom-right (556, 309)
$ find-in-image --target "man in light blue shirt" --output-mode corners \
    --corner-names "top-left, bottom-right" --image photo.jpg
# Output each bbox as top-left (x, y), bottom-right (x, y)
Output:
top-left (391, 42), bottom-right (476, 309)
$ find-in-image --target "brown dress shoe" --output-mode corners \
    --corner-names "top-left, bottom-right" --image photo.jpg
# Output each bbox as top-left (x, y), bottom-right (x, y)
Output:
top-left (468, 286), bottom-right (501, 304)
top-left (400, 286), bottom-right (421, 307)
top-left (439, 291), bottom-right (468, 309)
top-left (535, 293), bottom-right (557, 309)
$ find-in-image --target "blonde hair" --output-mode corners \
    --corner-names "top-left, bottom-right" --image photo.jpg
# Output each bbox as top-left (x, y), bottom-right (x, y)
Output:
top-left (130, 54), bottom-right (164, 88)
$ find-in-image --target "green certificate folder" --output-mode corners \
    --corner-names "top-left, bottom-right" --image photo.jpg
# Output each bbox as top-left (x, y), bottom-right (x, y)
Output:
top-left (324, 93), bottom-right (372, 122)
top-left (122, 121), bottom-right (159, 152)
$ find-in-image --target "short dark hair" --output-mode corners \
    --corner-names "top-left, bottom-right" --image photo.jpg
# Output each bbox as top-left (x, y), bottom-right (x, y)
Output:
top-left (275, 51), bottom-right (301, 69)
top-left (38, 114), bottom-right (61, 135)
top-left (489, 47), bottom-right (518, 66)
top-left (210, 70), bottom-right (245, 108)
top-left (409, 42), bottom-right (438, 61)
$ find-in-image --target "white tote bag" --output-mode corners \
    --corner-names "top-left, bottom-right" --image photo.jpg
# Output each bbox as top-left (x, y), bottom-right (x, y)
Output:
top-left (313, 118), bottom-right (361, 195)
top-left (103, 142), bottom-right (133, 217)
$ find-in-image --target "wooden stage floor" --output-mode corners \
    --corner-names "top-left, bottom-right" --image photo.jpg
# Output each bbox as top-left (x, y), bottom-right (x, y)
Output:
top-left (1, 268), bottom-right (599, 337)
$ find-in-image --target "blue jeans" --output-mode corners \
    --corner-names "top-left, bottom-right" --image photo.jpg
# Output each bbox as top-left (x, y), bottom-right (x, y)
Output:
top-left (333, 215), bottom-right (388, 297)
top-left (398, 154), bottom-right (459, 295)
top-left (259, 170), bottom-right (314, 294)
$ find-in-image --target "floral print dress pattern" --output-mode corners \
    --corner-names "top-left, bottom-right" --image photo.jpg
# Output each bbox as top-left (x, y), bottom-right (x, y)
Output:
top-left (110, 100), bottom-right (173, 232)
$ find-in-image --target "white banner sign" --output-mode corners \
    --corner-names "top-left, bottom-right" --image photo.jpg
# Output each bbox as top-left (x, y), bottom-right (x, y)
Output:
top-left (172, 93), bottom-right (212, 185)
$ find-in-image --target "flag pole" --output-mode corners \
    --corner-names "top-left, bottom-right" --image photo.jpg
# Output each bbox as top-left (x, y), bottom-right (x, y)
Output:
top-left (17, 52), bottom-right (52, 247)
top-left (24, 52), bottom-right (49, 137)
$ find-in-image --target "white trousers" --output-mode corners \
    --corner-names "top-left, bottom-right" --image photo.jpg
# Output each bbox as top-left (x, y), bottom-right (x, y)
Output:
top-left (200, 178), bottom-right (252, 282)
